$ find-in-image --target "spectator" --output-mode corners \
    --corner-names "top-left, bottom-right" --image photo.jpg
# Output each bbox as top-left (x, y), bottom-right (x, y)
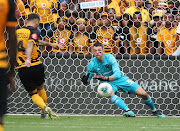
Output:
top-left (119, 0), bottom-right (135, 14)
top-left (30, 0), bottom-right (58, 39)
top-left (86, 8), bottom-right (100, 33)
top-left (69, 18), bottom-right (91, 54)
top-left (176, 14), bottom-right (180, 23)
top-left (107, 0), bottom-right (121, 16)
top-left (107, 8), bottom-right (117, 23)
top-left (86, 8), bottom-right (100, 44)
top-left (45, 17), bottom-right (72, 54)
top-left (116, 13), bottom-right (133, 54)
top-left (171, 0), bottom-right (180, 14)
top-left (16, 0), bottom-right (26, 27)
top-left (65, 10), bottom-right (78, 31)
top-left (107, 8), bottom-right (119, 30)
top-left (147, 13), bottom-right (163, 54)
top-left (22, 0), bottom-right (31, 16)
top-left (157, 13), bottom-right (177, 55)
top-left (129, 12), bottom-right (149, 55)
top-left (172, 22), bottom-right (180, 56)
top-left (58, 0), bottom-right (68, 17)
top-left (124, 0), bottom-right (151, 23)
top-left (92, 13), bottom-right (118, 54)
top-left (153, 1), bottom-right (168, 16)
top-left (144, 2), bottom-right (154, 18)
top-left (174, 14), bottom-right (180, 28)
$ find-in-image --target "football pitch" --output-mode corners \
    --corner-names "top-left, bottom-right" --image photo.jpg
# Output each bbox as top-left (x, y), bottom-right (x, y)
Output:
top-left (4, 115), bottom-right (180, 131)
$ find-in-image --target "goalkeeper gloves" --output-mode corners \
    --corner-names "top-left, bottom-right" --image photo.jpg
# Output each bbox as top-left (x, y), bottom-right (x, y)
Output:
top-left (93, 75), bottom-right (109, 81)
top-left (81, 73), bottom-right (90, 85)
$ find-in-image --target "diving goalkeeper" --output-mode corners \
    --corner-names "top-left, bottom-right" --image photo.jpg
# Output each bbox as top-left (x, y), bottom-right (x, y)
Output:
top-left (81, 42), bottom-right (165, 118)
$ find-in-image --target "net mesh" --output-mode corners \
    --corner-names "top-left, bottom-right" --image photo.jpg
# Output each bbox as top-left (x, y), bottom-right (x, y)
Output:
top-left (7, 0), bottom-right (180, 116)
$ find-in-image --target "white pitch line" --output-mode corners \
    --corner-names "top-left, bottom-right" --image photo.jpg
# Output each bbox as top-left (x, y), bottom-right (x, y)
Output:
top-left (6, 125), bottom-right (180, 130)
top-left (5, 122), bottom-right (180, 127)
top-left (6, 114), bottom-right (180, 118)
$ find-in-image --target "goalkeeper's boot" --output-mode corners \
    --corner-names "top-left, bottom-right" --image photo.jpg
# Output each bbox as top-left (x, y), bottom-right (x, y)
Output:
top-left (123, 110), bottom-right (136, 117)
top-left (152, 110), bottom-right (165, 118)
top-left (44, 106), bottom-right (59, 120)
top-left (41, 112), bottom-right (48, 119)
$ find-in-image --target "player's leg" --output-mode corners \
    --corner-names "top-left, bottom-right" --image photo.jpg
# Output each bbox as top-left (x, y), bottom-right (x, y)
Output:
top-left (34, 64), bottom-right (59, 120)
top-left (109, 84), bottom-right (135, 117)
top-left (37, 84), bottom-right (47, 118)
top-left (29, 89), bottom-right (47, 110)
top-left (0, 69), bottom-right (8, 131)
top-left (133, 86), bottom-right (165, 118)
top-left (18, 65), bottom-right (58, 119)
top-left (29, 88), bottom-right (59, 119)
top-left (18, 66), bottom-right (47, 110)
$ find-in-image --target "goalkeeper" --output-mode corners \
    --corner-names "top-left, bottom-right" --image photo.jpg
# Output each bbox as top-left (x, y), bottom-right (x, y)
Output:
top-left (81, 42), bottom-right (165, 118)
top-left (16, 13), bottom-right (60, 119)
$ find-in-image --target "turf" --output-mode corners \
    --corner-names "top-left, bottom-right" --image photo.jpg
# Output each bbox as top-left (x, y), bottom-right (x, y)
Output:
top-left (4, 115), bottom-right (180, 131)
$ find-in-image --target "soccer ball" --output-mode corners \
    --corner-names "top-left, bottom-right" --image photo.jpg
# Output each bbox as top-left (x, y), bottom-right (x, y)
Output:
top-left (97, 83), bottom-right (113, 97)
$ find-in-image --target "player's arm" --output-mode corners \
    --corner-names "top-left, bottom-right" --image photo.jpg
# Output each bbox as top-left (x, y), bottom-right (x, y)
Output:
top-left (157, 30), bottom-right (163, 55)
top-left (81, 61), bottom-right (94, 85)
top-left (38, 40), bottom-right (62, 49)
top-left (94, 55), bottom-right (121, 81)
top-left (25, 41), bottom-right (34, 67)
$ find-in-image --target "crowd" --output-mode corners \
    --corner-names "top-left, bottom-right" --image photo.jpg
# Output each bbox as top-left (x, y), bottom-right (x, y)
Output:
top-left (16, 0), bottom-right (180, 55)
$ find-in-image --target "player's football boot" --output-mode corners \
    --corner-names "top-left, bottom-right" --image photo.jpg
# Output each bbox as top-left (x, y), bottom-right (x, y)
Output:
top-left (123, 110), bottom-right (136, 117)
top-left (44, 106), bottom-right (59, 120)
top-left (152, 110), bottom-right (165, 118)
top-left (41, 112), bottom-right (48, 119)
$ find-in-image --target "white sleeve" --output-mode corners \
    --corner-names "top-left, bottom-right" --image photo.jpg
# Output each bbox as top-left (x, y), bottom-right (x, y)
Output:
top-left (177, 22), bottom-right (180, 34)
top-left (172, 46), bottom-right (180, 56)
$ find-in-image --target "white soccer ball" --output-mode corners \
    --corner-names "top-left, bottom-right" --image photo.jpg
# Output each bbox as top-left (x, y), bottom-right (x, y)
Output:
top-left (97, 83), bottom-right (113, 97)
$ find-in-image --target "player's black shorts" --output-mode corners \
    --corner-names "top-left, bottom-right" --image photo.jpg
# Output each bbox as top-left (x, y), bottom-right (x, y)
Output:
top-left (18, 64), bottom-right (45, 92)
top-left (0, 69), bottom-right (8, 116)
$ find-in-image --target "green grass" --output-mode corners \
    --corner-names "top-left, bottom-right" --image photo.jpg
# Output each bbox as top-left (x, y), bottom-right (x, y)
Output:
top-left (4, 115), bottom-right (180, 131)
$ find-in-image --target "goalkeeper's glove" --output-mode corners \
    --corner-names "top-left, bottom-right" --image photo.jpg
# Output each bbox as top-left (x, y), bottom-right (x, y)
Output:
top-left (93, 75), bottom-right (109, 81)
top-left (81, 73), bottom-right (90, 85)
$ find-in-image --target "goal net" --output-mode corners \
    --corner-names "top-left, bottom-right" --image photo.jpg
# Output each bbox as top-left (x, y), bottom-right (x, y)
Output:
top-left (7, 0), bottom-right (180, 116)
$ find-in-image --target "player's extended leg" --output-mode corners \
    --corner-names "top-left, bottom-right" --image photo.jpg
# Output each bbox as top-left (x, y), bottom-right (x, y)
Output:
top-left (29, 89), bottom-right (46, 111)
top-left (29, 89), bottom-right (59, 120)
top-left (135, 86), bottom-right (165, 118)
top-left (37, 84), bottom-right (47, 118)
top-left (110, 91), bottom-right (135, 117)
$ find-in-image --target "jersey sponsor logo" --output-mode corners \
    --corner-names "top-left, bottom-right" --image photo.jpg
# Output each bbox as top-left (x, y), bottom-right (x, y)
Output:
top-left (136, 38), bottom-right (141, 45)
top-left (103, 70), bottom-right (113, 76)
top-left (167, 40), bottom-right (171, 45)
top-left (60, 39), bottom-right (65, 44)
top-left (103, 39), bottom-right (109, 45)
top-left (42, 3), bottom-right (46, 7)
top-left (105, 64), bottom-right (110, 68)
top-left (32, 33), bottom-right (37, 40)
top-left (137, 38), bottom-right (141, 42)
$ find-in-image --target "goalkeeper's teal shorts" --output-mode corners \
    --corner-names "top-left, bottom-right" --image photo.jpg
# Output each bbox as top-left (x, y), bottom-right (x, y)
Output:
top-left (107, 76), bottom-right (140, 94)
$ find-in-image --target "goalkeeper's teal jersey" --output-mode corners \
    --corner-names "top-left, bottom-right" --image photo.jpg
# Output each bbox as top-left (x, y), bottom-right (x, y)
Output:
top-left (86, 53), bottom-right (139, 93)
top-left (86, 53), bottom-right (125, 81)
